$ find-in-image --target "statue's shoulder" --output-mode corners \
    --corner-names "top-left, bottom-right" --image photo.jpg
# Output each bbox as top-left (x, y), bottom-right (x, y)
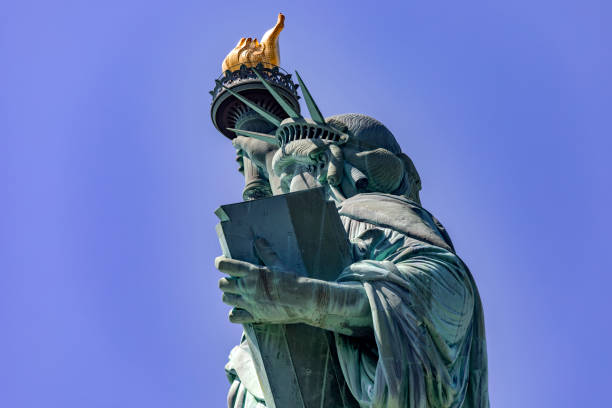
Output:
top-left (338, 192), bottom-right (420, 211)
top-left (337, 193), bottom-right (455, 252)
top-left (337, 193), bottom-right (432, 224)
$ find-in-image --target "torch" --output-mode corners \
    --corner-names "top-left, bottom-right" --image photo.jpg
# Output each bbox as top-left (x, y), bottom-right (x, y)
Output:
top-left (210, 13), bottom-right (300, 200)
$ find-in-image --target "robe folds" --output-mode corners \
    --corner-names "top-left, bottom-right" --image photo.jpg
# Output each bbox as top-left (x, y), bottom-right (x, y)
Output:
top-left (225, 193), bottom-right (489, 408)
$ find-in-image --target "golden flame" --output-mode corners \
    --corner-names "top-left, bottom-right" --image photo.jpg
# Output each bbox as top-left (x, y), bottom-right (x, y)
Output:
top-left (222, 13), bottom-right (284, 72)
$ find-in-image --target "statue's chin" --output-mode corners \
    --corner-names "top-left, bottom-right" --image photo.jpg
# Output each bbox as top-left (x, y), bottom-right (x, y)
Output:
top-left (289, 171), bottom-right (322, 192)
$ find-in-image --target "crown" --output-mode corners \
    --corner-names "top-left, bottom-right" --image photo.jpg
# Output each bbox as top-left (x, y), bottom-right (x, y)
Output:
top-left (222, 13), bottom-right (284, 73)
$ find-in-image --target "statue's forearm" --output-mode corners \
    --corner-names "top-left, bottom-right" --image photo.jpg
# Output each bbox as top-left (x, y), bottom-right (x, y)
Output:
top-left (300, 279), bottom-right (373, 337)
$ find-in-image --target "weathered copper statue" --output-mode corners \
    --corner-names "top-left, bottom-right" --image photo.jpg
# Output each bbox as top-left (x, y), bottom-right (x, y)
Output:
top-left (211, 14), bottom-right (489, 408)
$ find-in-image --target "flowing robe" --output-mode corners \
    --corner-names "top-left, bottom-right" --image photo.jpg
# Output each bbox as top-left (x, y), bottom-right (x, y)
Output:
top-left (225, 193), bottom-right (489, 408)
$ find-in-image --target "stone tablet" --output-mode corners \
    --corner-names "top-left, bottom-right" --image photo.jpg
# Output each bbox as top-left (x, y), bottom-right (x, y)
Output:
top-left (215, 187), bottom-right (358, 408)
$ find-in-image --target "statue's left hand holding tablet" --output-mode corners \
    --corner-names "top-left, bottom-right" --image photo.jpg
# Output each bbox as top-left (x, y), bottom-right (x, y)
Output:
top-left (215, 237), bottom-right (322, 325)
top-left (215, 238), bottom-right (374, 337)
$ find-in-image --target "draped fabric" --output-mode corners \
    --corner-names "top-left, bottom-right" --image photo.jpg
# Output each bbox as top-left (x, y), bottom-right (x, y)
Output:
top-left (225, 193), bottom-right (489, 408)
top-left (225, 338), bottom-right (266, 408)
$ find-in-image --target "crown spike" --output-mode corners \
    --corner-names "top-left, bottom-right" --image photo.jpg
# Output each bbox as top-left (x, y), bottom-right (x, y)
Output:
top-left (222, 86), bottom-right (281, 127)
top-left (294, 71), bottom-right (325, 124)
top-left (253, 69), bottom-right (302, 120)
top-left (227, 128), bottom-right (280, 146)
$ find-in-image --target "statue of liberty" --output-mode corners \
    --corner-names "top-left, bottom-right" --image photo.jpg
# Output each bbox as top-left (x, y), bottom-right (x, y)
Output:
top-left (210, 14), bottom-right (489, 408)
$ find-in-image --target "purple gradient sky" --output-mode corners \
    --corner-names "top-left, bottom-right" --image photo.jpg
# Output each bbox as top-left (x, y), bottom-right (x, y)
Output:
top-left (1, 1), bottom-right (610, 407)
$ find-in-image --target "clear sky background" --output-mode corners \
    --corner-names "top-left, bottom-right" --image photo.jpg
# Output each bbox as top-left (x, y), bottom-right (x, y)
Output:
top-left (2, 1), bottom-right (610, 407)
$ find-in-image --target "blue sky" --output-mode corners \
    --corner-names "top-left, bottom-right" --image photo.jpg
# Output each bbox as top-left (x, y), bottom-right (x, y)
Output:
top-left (1, 1), bottom-right (610, 406)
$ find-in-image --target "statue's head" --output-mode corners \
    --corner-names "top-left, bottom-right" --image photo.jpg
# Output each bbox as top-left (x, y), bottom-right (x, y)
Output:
top-left (228, 70), bottom-right (421, 204)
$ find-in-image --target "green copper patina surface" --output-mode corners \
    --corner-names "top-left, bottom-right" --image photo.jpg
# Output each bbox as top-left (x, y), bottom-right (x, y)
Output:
top-left (211, 63), bottom-right (490, 407)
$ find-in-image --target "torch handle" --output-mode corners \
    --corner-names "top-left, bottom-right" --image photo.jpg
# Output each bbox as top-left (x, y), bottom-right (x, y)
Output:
top-left (241, 156), bottom-right (272, 201)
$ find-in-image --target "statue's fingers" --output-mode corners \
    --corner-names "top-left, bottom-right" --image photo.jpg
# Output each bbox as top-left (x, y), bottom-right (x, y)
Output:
top-left (229, 308), bottom-right (255, 324)
top-left (222, 293), bottom-right (247, 309)
top-left (218, 277), bottom-right (241, 294)
top-left (215, 256), bottom-right (259, 277)
top-left (254, 237), bottom-right (283, 270)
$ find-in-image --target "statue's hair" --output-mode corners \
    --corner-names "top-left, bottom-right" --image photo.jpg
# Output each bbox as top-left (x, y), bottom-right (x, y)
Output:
top-left (326, 113), bottom-right (421, 204)
top-left (326, 113), bottom-right (402, 154)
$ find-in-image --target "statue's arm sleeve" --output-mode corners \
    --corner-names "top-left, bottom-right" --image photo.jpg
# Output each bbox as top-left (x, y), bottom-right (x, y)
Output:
top-left (335, 244), bottom-right (477, 407)
top-left (225, 339), bottom-right (267, 408)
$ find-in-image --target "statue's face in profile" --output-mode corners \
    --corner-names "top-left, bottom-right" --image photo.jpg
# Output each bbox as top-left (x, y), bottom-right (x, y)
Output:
top-left (271, 138), bottom-right (332, 194)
